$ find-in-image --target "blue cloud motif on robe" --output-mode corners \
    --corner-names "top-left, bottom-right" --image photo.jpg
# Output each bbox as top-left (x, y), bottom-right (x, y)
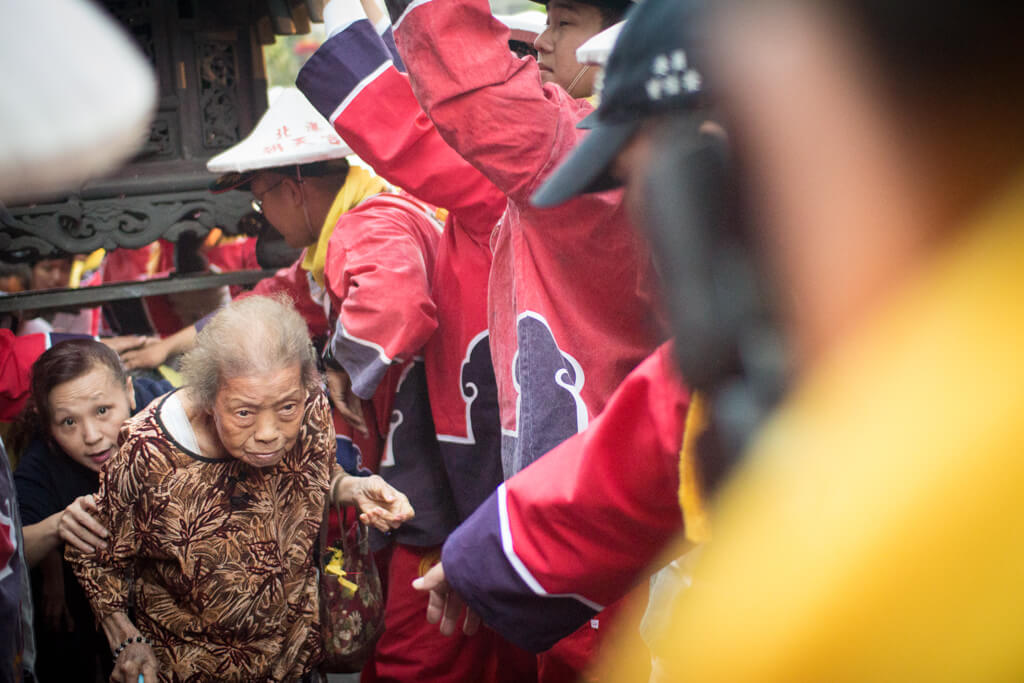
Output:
top-left (379, 360), bottom-right (458, 547)
top-left (501, 312), bottom-right (589, 478)
top-left (334, 435), bottom-right (372, 476)
top-left (436, 331), bottom-right (505, 521)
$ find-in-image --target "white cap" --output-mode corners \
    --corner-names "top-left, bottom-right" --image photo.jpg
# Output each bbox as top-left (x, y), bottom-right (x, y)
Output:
top-left (495, 11), bottom-right (548, 44)
top-left (576, 21), bottom-right (626, 66)
top-left (206, 88), bottom-right (353, 176)
top-left (0, 0), bottom-right (157, 204)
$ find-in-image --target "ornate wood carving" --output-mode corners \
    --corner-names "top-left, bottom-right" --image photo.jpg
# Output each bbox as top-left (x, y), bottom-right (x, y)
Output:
top-left (0, 0), bottom-right (319, 263)
top-left (1, 190), bottom-right (251, 262)
top-left (197, 39), bottom-right (243, 149)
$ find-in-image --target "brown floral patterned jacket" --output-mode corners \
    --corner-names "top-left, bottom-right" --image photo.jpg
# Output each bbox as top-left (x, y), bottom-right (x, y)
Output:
top-left (67, 389), bottom-right (338, 682)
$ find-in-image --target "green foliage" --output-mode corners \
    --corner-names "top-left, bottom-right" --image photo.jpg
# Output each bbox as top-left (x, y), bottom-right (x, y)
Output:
top-left (262, 25), bottom-right (326, 89)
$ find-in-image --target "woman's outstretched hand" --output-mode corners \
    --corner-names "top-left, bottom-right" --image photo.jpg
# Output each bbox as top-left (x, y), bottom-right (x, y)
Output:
top-left (334, 473), bottom-right (414, 532)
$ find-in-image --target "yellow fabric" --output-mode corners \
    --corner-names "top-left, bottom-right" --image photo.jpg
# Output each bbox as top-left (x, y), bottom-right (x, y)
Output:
top-left (597, 170), bottom-right (1024, 682)
top-left (157, 364), bottom-right (183, 388)
top-left (301, 166), bottom-right (387, 288)
top-left (69, 248), bottom-right (106, 287)
top-left (325, 548), bottom-right (359, 597)
top-left (203, 228), bottom-right (223, 249)
top-left (678, 391), bottom-right (711, 544)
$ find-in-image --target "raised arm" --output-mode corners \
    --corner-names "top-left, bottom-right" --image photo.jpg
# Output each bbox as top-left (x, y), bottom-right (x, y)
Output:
top-left (297, 5), bottom-right (505, 235)
top-left (385, 0), bottom-right (589, 203)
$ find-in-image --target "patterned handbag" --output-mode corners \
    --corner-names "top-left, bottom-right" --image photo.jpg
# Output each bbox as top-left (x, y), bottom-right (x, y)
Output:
top-left (317, 502), bottom-right (385, 673)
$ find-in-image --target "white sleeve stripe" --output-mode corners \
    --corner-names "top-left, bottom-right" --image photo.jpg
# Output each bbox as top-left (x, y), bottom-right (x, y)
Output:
top-left (391, 0), bottom-right (434, 31)
top-left (496, 484), bottom-right (606, 612)
top-left (332, 319), bottom-right (394, 367)
top-left (329, 61), bottom-right (392, 123)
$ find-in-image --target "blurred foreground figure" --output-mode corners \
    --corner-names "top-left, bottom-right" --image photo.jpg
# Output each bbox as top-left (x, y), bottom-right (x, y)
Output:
top-left (0, 1), bottom-right (155, 679)
top-left (597, 0), bottom-right (1024, 680)
top-left (0, 0), bottom-right (155, 204)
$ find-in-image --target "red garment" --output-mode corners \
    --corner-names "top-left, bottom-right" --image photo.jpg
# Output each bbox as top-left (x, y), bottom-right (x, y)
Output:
top-left (301, 32), bottom-right (510, 523)
top-left (298, 24), bottom-right (525, 681)
top-left (96, 245), bottom-right (157, 284)
top-left (205, 237), bottom-right (260, 298)
top-left (204, 237), bottom-right (259, 274)
top-left (390, 0), bottom-right (665, 480)
top-left (386, 4), bottom-right (665, 677)
top-left (360, 544), bottom-right (537, 683)
top-left (0, 331), bottom-right (47, 420)
top-left (299, 13), bottom-right (507, 526)
top-left (321, 192), bottom-right (441, 401)
top-left (244, 258), bottom-right (331, 341)
top-left (441, 344), bottom-right (689, 674)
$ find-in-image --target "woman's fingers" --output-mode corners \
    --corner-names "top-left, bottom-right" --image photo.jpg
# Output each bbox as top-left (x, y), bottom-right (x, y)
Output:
top-left (100, 335), bottom-right (148, 353)
top-left (140, 655), bottom-right (158, 683)
top-left (59, 495), bottom-right (108, 551)
top-left (115, 643), bottom-right (158, 683)
top-left (59, 518), bottom-right (104, 553)
top-left (121, 343), bottom-right (168, 371)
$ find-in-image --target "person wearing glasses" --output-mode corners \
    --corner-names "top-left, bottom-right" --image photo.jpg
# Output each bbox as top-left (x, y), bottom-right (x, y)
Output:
top-left (115, 89), bottom-right (457, 577)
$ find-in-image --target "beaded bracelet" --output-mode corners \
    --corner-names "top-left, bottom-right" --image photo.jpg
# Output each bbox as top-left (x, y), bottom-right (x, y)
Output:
top-left (113, 635), bottom-right (152, 660)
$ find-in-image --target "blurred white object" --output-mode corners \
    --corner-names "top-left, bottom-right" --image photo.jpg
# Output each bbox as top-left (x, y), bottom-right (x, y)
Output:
top-left (496, 11), bottom-right (547, 44)
top-left (0, 0), bottom-right (157, 204)
top-left (207, 88), bottom-right (353, 174)
top-left (577, 21), bottom-right (625, 66)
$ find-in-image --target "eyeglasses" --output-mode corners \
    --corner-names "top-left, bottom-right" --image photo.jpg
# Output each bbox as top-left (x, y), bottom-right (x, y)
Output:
top-left (250, 177), bottom-right (286, 214)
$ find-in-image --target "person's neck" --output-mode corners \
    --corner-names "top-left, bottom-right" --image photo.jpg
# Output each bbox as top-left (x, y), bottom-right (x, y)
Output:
top-left (180, 389), bottom-right (225, 459)
top-left (301, 179), bottom-right (337, 242)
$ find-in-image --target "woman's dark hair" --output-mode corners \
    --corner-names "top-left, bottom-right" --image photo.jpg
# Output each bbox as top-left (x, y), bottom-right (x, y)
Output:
top-left (11, 340), bottom-right (128, 452)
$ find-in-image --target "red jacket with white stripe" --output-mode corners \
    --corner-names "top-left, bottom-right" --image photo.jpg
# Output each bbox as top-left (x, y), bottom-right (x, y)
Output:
top-left (442, 344), bottom-right (690, 652)
top-left (384, 0), bottom-right (666, 477)
top-left (299, 21), bottom-right (508, 524)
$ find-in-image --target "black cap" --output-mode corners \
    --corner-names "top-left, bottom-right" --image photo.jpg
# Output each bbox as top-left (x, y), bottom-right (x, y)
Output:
top-left (532, 0), bottom-right (707, 208)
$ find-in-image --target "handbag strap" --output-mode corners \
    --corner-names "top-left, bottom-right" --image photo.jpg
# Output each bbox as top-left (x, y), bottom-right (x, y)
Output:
top-left (332, 500), bottom-right (369, 557)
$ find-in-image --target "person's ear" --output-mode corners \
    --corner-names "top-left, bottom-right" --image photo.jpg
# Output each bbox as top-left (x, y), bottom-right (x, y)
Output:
top-left (280, 177), bottom-right (304, 208)
top-left (125, 376), bottom-right (136, 412)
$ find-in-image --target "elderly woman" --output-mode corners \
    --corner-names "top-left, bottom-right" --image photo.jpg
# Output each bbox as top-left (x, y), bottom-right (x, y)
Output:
top-left (14, 339), bottom-right (171, 683)
top-left (68, 295), bottom-right (414, 682)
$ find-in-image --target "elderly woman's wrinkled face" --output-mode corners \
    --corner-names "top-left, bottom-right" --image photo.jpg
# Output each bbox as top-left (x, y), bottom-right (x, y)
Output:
top-left (48, 364), bottom-right (134, 472)
top-left (212, 364), bottom-right (306, 468)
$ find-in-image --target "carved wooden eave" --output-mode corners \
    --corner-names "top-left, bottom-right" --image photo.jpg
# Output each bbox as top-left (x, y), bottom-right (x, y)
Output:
top-left (1, 0), bottom-right (325, 263)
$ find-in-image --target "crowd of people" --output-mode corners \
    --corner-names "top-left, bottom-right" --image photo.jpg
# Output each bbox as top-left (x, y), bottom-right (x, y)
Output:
top-left (2, 0), bottom-right (1023, 681)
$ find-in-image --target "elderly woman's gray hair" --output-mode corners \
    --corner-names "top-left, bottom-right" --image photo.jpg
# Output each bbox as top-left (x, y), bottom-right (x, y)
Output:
top-left (181, 294), bottom-right (320, 410)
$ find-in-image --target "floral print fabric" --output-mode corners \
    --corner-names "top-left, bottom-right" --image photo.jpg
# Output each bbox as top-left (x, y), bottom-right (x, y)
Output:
top-left (68, 390), bottom-right (337, 682)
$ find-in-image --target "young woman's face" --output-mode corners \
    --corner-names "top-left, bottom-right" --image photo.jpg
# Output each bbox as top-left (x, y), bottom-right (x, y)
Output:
top-left (48, 365), bottom-right (134, 472)
top-left (211, 364), bottom-right (306, 469)
top-left (534, 0), bottom-right (606, 97)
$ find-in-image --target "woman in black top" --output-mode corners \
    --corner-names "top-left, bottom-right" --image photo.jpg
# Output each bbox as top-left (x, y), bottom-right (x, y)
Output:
top-left (13, 339), bottom-right (170, 683)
